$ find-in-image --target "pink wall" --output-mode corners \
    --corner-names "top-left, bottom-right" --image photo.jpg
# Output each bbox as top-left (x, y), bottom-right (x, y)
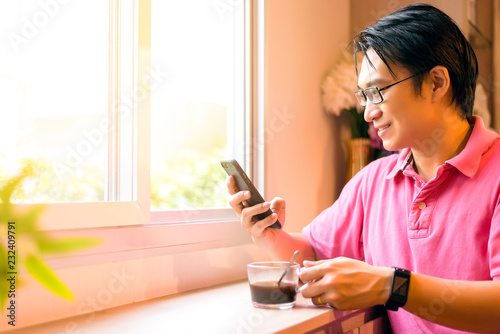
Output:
top-left (264, 0), bottom-right (351, 232)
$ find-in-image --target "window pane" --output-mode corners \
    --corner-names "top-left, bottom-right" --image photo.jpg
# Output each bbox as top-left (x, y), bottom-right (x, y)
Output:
top-left (150, 1), bottom-right (244, 210)
top-left (0, 1), bottom-right (109, 203)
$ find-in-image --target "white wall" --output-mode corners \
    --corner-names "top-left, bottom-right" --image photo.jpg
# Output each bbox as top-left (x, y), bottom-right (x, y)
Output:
top-left (264, 0), bottom-right (351, 232)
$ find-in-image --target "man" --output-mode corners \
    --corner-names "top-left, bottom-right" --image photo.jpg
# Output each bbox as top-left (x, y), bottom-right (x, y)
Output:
top-left (227, 3), bottom-right (500, 333)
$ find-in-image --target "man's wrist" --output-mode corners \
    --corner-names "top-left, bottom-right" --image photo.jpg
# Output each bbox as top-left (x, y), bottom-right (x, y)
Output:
top-left (375, 266), bottom-right (393, 305)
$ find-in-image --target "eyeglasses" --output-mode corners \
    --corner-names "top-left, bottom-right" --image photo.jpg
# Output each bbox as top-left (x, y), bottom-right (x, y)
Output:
top-left (354, 72), bottom-right (422, 107)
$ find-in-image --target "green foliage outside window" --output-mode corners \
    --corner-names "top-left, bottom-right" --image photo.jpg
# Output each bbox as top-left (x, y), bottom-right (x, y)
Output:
top-left (2, 151), bottom-right (228, 209)
top-left (151, 148), bottom-right (228, 210)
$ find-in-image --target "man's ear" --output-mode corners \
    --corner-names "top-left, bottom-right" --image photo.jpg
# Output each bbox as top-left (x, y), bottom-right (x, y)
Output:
top-left (428, 65), bottom-right (451, 103)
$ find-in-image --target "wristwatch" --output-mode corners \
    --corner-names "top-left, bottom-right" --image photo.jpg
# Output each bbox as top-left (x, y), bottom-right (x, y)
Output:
top-left (384, 267), bottom-right (411, 311)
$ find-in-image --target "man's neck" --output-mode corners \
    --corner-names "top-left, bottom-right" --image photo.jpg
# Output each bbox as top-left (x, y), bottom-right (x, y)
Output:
top-left (411, 117), bottom-right (472, 183)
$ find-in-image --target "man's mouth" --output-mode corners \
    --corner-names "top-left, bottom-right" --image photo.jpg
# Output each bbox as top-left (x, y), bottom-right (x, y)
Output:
top-left (378, 124), bottom-right (390, 132)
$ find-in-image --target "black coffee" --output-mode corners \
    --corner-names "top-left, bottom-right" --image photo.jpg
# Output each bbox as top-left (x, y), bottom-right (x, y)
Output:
top-left (250, 280), bottom-right (297, 304)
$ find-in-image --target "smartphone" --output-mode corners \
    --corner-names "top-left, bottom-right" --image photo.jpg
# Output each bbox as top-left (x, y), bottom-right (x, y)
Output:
top-left (220, 159), bottom-right (282, 229)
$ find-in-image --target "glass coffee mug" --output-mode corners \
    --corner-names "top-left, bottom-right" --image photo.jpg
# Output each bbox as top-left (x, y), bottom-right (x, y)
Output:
top-left (247, 261), bottom-right (300, 310)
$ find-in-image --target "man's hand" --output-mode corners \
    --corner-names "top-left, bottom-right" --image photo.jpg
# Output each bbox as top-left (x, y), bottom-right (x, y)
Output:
top-left (226, 175), bottom-right (285, 252)
top-left (299, 257), bottom-right (392, 310)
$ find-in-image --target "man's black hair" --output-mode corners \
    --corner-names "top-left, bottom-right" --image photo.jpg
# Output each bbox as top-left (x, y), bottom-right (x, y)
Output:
top-left (353, 3), bottom-right (478, 118)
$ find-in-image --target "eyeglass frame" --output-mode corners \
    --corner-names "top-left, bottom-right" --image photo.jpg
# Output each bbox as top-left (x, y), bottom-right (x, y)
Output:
top-left (354, 71), bottom-right (424, 107)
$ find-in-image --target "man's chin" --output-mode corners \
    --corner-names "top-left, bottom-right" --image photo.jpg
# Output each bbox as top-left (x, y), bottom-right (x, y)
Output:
top-left (382, 141), bottom-right (402, 153)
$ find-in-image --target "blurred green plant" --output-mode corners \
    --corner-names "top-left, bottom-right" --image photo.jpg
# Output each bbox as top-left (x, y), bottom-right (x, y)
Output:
top-left (0, 162), bottom-right (101, 310)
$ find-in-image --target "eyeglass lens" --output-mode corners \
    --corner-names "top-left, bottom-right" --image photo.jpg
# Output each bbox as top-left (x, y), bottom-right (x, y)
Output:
top-left (355, 88), bottom-right (382, 106)
top-left (365, 88), bottom-right (382, 104)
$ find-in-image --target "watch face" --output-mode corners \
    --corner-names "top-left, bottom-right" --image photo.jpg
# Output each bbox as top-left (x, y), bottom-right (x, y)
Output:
top-left (393, 274), bottom-right (410, 296)
top-left (385, 268), bottom-right (411, 311)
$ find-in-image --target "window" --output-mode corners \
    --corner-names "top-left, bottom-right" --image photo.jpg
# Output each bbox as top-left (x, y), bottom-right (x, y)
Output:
top-left (2, 1), bottom-right (263, 327)
top-left (0, 0), bottom-right (253, 230)
top-left (0, 1), bottom-right (109, 203)
top-left (150, 0), bottom-right (247, 221)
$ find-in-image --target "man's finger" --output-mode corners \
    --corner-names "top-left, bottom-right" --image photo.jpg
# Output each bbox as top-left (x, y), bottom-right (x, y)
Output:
top-left (226, 175), bottom-right (239, 195)
top-left (299, 278), bottom-right (325, 299)
top-left (228, 190), bottom-right (251, 211)
top-left (303, 260), bottom-right (325, 267)
top-left (300, 262), bottom-right (326, 282)
top-left (316, 295), bottom-right (326, 306)
top-left (240, 202), bottom-right (273, 226)
top-left (251, 212), bottom-right (279, 231)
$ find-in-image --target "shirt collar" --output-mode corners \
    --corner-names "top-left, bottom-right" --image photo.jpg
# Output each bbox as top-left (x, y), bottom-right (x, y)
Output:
top-left (385, 116), bottom-right (499, 179)
top-left (446, 116), bottom-right (499, 178)
top-left (386, 148), bottom-right (412, 179)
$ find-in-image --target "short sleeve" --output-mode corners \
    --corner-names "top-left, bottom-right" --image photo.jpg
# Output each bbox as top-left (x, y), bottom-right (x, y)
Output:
top-left (302, 170), bottom-right (366, 261)
top-left (489, 198), bottom-right (500, 280)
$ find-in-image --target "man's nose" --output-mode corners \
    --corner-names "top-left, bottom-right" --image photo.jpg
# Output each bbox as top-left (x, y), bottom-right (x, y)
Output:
top-left (364, 100), bottom-right (381, 123)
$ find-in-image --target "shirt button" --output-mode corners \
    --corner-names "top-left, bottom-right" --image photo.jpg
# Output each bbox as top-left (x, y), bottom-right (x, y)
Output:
top-left (418, 202), bottom-right (427, 210)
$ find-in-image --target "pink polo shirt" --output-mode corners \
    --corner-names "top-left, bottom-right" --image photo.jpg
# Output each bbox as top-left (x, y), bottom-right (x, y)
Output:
top-left (302, 116), bottom-right (500, 333)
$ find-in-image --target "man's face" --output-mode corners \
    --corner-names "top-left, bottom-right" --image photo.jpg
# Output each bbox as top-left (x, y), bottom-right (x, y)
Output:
top-left (357, 49), bottom-right (436, 152)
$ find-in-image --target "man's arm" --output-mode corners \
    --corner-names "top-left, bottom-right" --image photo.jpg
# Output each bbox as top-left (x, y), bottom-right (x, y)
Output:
top-left (405, 272), bottom-right (500, 332)
top-left (227, 175), bottom-right (316, 264)
top-left (263, 231), bottom-right (317, 264)
top-left (300, 257), bottom-right (500, 332)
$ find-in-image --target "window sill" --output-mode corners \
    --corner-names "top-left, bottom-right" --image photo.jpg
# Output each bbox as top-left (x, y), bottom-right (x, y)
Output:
top-left (7, 280), bottom-right (389, 334)
top-left (3, 220), bottom-right (259, 331)
top-left (46, 219), bottom-right (252, 270)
